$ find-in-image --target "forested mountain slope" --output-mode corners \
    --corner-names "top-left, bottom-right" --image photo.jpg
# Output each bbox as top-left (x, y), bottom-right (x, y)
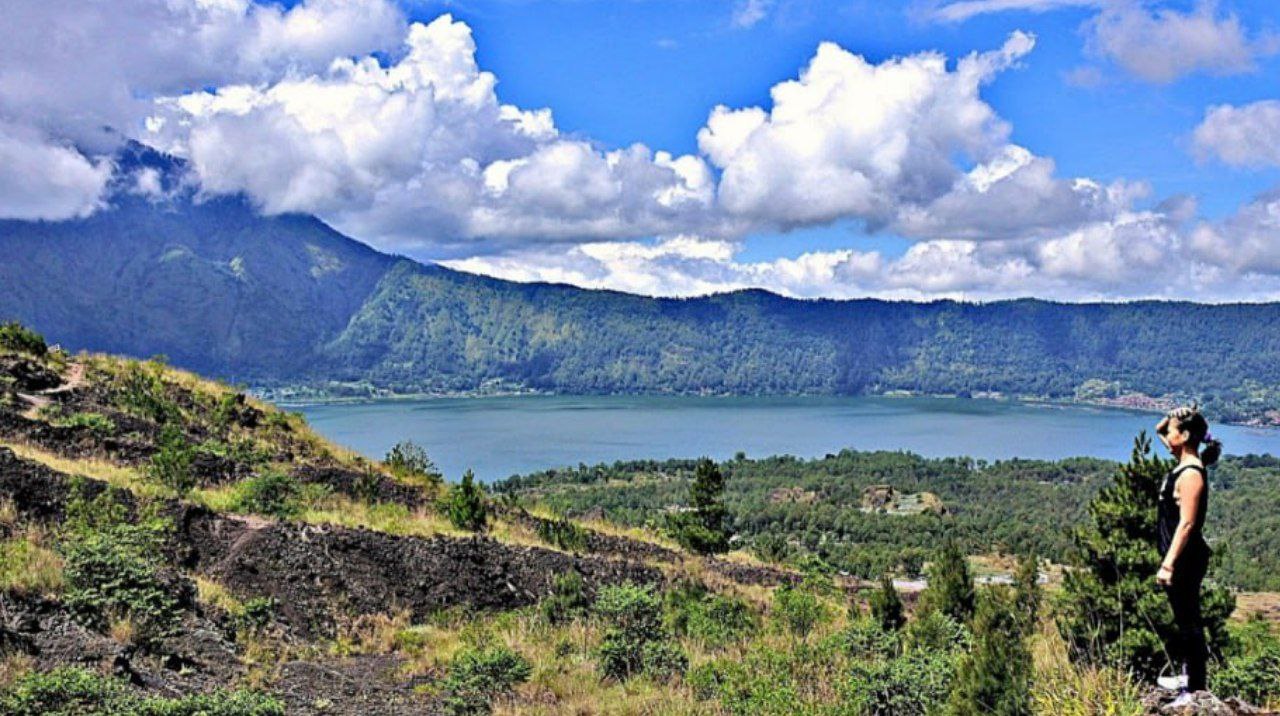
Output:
top-left (2, 147), bottom-right (1279, 421)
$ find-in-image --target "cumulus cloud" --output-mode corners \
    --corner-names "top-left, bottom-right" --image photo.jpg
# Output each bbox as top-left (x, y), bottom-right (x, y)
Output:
top-left (146, 15), bottom-right (720, 252)
top-left (0, 123), bottom-right (113, 221)
top-left (0, 0), bottom-right (404, 219)
top-left (927, 0), bottom-right (1278, 83)
top-left (1193, 100), bottom-right (1280, 168)
top-left (732, 0), bottom-right (776, 28)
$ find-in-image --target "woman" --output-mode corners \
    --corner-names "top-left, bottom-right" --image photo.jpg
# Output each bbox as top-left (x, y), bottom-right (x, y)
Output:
top-left (1154, 405), bottom-right (1222, 700)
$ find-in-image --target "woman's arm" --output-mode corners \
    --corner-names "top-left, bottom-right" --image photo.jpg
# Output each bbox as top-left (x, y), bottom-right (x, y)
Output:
top-left (1156, 415), bottom-right (1172, 449)
top-left (1157, 470), bottom-right (1205, 585)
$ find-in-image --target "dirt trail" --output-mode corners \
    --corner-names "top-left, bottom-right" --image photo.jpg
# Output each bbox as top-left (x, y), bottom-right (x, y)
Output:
top-left (17, 361), bottom-right (86, 419)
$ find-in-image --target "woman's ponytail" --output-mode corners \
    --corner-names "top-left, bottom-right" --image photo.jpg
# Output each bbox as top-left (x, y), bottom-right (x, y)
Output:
top-left (1201, 436), bottom-right (1222, 467)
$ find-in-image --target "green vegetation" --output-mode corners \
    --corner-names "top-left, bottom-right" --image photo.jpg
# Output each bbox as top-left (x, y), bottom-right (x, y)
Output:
top-left (666, 457), bottom-right (731, 555)
top-left (1056, 435), bottom-right (1234, 679)
top-left (946, 588), bottom-right (1032, 716)
top-left (0, 668), bottom-right (283, 716)
top-left (594, 583), bottom-right (687, 682)
top-left (920, 540), bottom-right (977, 625)
top-left (869, 574), bottom-right (905, 632)
top-left (440, 645), bottom-right (533, 716)
top-left (384, 440), bottom-right (445, 493)
top-left (446, 470), bottom-right (488, 532)
top-left (147, 424), bottom-right (196, 493)
top-left (0, 321), bottom-right (47, 357)
top-left (60, 484), bottom-right (185, 642)
top-left (226, 471), bottom-right (302, 518)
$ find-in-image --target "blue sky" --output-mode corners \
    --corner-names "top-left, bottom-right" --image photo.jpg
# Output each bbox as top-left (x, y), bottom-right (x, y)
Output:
top-left (5, 0), bottom-right (1280, 300)
top-left (427, 0), bottom-right (1279, 256)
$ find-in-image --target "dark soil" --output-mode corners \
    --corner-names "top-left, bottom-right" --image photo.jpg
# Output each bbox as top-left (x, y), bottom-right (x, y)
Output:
top-left (272, 654), bottom-right (435, 715)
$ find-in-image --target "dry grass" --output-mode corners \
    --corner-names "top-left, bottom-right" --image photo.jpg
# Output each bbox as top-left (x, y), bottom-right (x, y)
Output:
top-left (0, 529), bottom-right (64, 598)
top-left (1029, 620), bottom-right (1145, 716)
top-left (0, 440), bottom-right (169, 499)
top-left (297, 496), bottom-right (465, 539)
top-left (195, 576), bottom-right (246, 616)
top-left (0, 654), bottom-right (34, 691)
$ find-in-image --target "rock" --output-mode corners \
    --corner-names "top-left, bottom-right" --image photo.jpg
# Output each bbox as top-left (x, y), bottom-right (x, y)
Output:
top-left (1145, 688), bottom-right (1271, 715)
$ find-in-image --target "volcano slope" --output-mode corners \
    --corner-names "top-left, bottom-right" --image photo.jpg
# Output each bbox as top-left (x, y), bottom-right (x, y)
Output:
top-left (0, 323), bottom-right (1275, 715)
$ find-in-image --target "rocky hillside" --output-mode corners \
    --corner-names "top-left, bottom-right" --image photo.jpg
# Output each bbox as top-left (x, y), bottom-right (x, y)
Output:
top-left (0, 325), bottom-right (1276, 714)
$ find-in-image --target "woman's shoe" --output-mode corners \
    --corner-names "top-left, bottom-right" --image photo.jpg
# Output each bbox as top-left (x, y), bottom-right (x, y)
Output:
top-left (1165, 691), bottom-right (1197, 709)
top-left (1157, 674), bottom-right (1187, 691)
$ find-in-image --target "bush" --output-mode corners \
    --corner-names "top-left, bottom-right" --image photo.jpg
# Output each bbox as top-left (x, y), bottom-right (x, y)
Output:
top-left (440, 645), bottom-right (532, 716)
top-left (61, 485), bottom-right (184, 641)
top-left (595, 583), bottom-right (685, 681)
top-left (839, 617), bottom-right (901, 661)
top-left (148, 424), bottom-right (196, 493)
top-left (0, 322), bottom-right (47, 357)
top-left (52, 411), bottom-right (116, 435)
top-left (847, 652), bottom-right (957, 716)
top-left (904, 609), bottom-right (970, 655)
top-left (0, 667), bottom-right (283, 715)
top-left (115, 360), bottom-right (179, 424)
top-left (232, 471), bottom-right (300, 518)
top-left (666, 458), bottom-right (730, 555)
top-left (534, 514), bottom-right (588, 553)
top-left (384, 441), bottom-right (444, 492)
top-left (445, 470), bottom-right (487, 532)
top-left (665, 582), bottom-right (757, 647)
top-left (540, 570), bottom-right (589, 625)
top-left (1212, 617), bottom-right (1280, 706)
top-left (772, 583), bottom-right (829, 639)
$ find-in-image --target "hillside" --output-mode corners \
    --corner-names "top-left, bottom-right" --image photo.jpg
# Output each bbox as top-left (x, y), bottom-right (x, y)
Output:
top-left (2, 149), bottom-right (1279, 423)
top-left (2, 326), bottom-right (1279, 714)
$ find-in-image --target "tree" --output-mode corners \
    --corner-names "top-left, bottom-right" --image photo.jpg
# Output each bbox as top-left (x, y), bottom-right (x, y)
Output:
top-left (921, 540), bottom-right (976, 624)
top-left (668, 458), bottom-right (730, 555)
top-left (946, 587), bottom-right (1031, 716)
top-left (1012, 552), bottom-right (1041, 633)
top-left (870, 573), bottom-right (906, 632)
top-left (1056, 433), bottom-right (1234, 679)
top-left (385, 440), bottom-right (444, 493)
top-left (446, 470), bottom-right (488, 532)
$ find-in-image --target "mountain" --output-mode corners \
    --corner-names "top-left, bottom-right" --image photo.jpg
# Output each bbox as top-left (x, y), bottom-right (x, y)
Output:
top-left (2, 146), bottom-right (1280, 422)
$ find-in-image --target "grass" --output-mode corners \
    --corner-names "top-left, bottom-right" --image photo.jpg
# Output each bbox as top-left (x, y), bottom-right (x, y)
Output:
top-left (1028, 620), bottom-right (1145, 716)
top-left (0, 529), bottom-right (64, 598)
top-left (0, 440), bottom-right (172, 500)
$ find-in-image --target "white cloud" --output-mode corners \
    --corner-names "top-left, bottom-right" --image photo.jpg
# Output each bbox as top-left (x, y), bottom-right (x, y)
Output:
top-left (0, 0), bottom-right (404, 219)
top-left (1189, 190), bottom-right (1280, 275)
top-left (0, 123), bottom-right (112, 221)
top-left (732, 0), bottom-right (776, 28)
top-left (147, 15), bottom-right (720, 252)
top-left (1193, 100), bottom-right (1280, 168)
top-left (927, 0), bottom-right (1278, 84)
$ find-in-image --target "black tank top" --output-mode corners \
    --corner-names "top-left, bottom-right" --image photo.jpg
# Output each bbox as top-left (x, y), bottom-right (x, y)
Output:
top-left (1157, 463), bottom-right (1209, 560)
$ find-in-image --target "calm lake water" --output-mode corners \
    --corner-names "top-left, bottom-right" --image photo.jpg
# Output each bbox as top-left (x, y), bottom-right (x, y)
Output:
top-left (291, 395), bottom-right (1280, 482)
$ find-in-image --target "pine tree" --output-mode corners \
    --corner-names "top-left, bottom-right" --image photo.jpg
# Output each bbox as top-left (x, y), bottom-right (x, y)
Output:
top-left (946, 587), bottom-right (1032, 716)
top-left (869, 572), bottom-right (906, 631)
top-left (921, 539), bottom-right (976, 624)
top-left (1056, 433), bottom-right (1234, 679)
top-left (668, 458), bottom-right (730, 554)
top-left (446, 469), bottom-right (488, 532)
top-left (1012, 552), bottom-right (1041, 633)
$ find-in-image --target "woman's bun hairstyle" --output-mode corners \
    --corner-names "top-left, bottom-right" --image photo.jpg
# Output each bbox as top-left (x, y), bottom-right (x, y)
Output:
top-left (1180, 409), bottom-right (1221, 467)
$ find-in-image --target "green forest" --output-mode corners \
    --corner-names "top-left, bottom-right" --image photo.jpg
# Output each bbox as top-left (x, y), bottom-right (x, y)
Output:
top-left (494, 446), bottom-right (1280, 591)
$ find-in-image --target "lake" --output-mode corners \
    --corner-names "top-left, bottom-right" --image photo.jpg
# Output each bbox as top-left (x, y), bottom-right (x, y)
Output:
top-left (290, 395), bottom-right (1280, 482)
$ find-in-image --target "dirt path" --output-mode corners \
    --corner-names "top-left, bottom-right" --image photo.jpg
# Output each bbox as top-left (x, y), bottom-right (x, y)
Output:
top-left (17, 361), bottom-right (86, 419)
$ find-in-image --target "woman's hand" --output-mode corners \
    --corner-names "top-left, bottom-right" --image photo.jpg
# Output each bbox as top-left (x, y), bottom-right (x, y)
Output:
top-left (1157, 563), bottom-right (1174, 586)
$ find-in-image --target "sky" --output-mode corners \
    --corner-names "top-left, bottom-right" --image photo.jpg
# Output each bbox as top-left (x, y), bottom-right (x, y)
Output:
top-left (3, 0), bottom-right (1280, 302)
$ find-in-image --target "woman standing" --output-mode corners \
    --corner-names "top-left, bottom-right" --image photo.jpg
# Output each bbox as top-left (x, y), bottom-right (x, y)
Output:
top-left (1154, 405), bottom-right (1222, 702)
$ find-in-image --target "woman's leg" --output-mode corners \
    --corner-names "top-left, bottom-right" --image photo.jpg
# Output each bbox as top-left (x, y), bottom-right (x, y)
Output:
top-left (1166, 563), bottom-right (1208, 691)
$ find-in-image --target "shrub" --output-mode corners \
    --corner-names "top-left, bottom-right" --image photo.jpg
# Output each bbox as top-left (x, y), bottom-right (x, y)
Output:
top-left (384, 441), bottom-right (444, 492)
top-left (232, 471), bottom-right (301, 518)
top-left (148, 424), bottom-right (196, 493)
top-left (595, 583), bottom-right (685, 681)
top-left (440, 645), bottom-right (532, 716)
top-left (1212, 617), bottom-right (1280, 706)
top-left (61, 485), bottom-right (184, 642)
top-left (0, 667), bottom-right (284, 715)
top-left (534, 514), bottom-right (588, 552)
top-left (52, 411), bottom-right (116, 435)
top-left (1012, 552), bottom-right (1041, 632)
top-left (351, 467), bottom-right (382, 504)
top-left (847, 651), bottom-right (957, 716)
top-left (772, 583), bottom-right (829, 639)
top-left (115, 360), bottom-right (178, 424)
top-left (839, 617), bottom-right (902, 661)
top-left (665, 581), bottom-right (758, 646)
top-left (945, 587), bottom-right (1032, 716)
top-left (904, 609), bottom-right (970, 655)
top-left (1056, 434), bottom-right (1233, 679)
top-left (639, 640), bottom-right (688, 682)
top-left (445, 470), bottom-right (487, 532)
top-left (0, 322), bottom-right (47, 357)
top-left (540, 570), bottom-right (589, 625)
top-left (870, 573), bottom-right (906, 632)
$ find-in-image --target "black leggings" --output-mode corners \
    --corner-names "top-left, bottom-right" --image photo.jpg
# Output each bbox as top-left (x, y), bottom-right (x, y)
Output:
top-left (1165, 554), bottom-right (1209, 691)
